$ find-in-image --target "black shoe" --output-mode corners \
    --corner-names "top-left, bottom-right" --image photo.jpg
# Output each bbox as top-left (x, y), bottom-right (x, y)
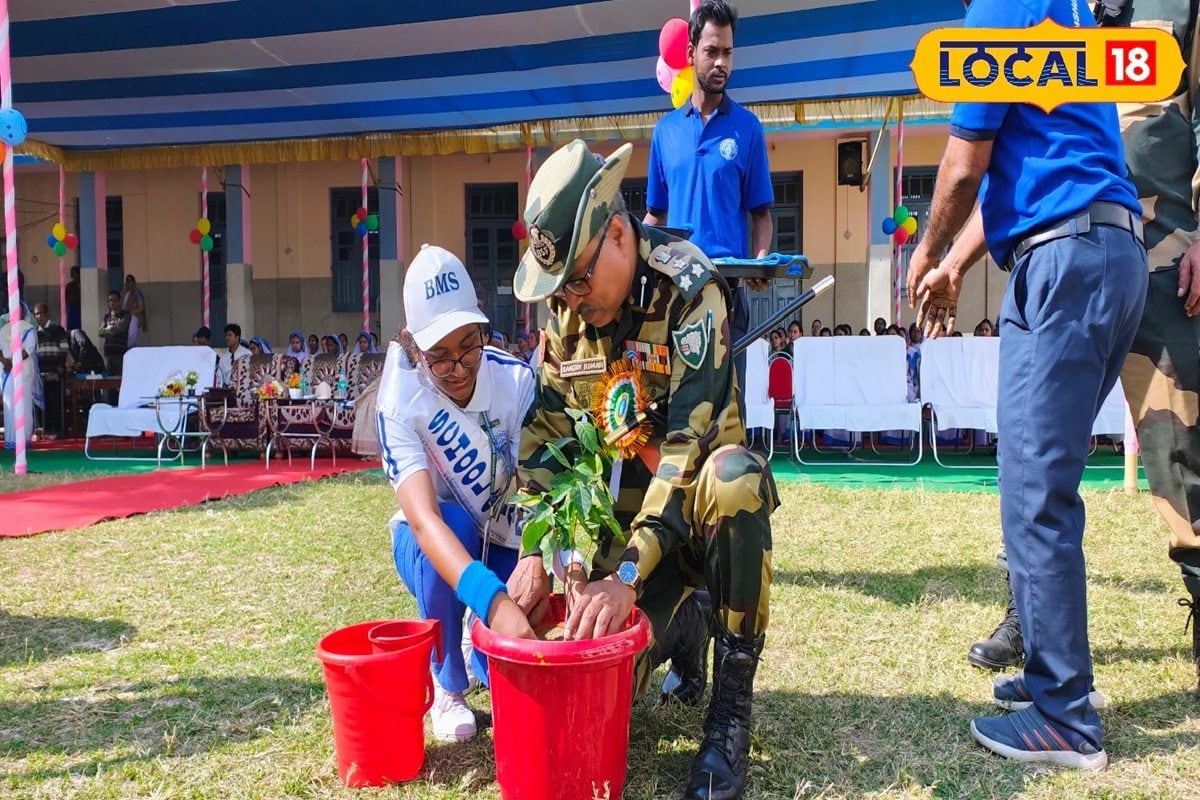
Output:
top-left (1179, 594), bottom-right (1199, 694)
top-left (657, 592), bottom-right (712, 706)
top-left (968, 572), bottom-right (1024, 671)
top-left (684, 629), bottom-right (764, 800)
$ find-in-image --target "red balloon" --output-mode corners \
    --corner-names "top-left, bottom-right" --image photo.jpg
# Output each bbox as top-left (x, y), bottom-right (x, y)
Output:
top-left (659, 18), bottom-right (690, 70)
top-left (893, 228), bottom-right (910, 246)
top-left (356, 206), bottom-right (368, 220)
top-left (189, 229), bottom-right (202, 245)
top-left (64, 233), bottom-right (78, 249)
top-left (512, 220), bottom-right (527, 240)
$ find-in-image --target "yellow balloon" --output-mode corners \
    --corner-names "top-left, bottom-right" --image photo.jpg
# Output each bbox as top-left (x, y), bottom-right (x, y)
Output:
top-left (197, 218), bottom-right (211, 235)
top-left (51, 222), bottom-right (66, 240)
top-left (901, 216), bottom-right (918, 235)
top-left (670, 67), bottom-right (694, 110)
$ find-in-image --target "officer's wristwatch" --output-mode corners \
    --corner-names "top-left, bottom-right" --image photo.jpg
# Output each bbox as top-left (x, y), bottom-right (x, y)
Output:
top-left (615, 560), bottom-right (643, 598)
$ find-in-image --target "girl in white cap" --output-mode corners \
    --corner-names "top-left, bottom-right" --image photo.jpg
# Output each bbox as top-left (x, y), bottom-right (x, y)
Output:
top-left (376, 245), bottom-right (549, 743)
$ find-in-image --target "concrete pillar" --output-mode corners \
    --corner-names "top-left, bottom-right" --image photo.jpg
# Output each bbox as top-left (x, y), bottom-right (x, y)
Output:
top-left (379, 155), bottom-right (405, 339)
top-left (77, 172), bottom-right (106, 337)
top-left (224, 164), bottom-right (255, 337)
top-left (865, 129), bottom-right (895, 326)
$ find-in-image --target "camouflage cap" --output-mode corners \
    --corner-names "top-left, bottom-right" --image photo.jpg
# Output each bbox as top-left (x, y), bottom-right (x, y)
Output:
top-left (514, 139), bottom-right (633, 302)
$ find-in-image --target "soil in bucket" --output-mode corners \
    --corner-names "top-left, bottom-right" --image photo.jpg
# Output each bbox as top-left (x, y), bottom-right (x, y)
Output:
top-left (316, 620), bottom-right (438, 788)
top-left (473, 595), bottom-right (652, 800)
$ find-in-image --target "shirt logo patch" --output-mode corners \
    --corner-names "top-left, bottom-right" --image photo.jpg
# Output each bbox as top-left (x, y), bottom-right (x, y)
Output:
top-left (672, 321), bottom-right (709, 370)
top-left (719, 137), bottom-right (738, 161)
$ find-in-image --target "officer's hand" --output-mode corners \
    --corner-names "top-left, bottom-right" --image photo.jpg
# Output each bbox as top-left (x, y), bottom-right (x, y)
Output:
top-left (506, 554), bottom-right (551, 628)
top-left (915, 263), bottom-right (962, 339)
top-left (744, 277), bottom-right (773, 292)
top-left (486, 594), bottom-right (537, 640)
top-left (564, 575), bottom-right (636, 640)
top-left (1178, 239), bottom-right (1200, 318)
top-left (906, 244), bottom-right (937, 305)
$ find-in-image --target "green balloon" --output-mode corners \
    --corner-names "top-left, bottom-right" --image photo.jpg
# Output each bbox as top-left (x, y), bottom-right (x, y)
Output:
top-left (893, 205), bottom-right (910, 224)
top-left (53, 241), bottom-right (67, 257)
top-left (200, 234), bottom-right (214, 252)
top-left (366, 214), bottom-right (379, 232)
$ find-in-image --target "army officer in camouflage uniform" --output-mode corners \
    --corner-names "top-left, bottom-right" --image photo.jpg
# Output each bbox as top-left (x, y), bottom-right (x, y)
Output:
top-left (513, 139), bottom-right (778, 800)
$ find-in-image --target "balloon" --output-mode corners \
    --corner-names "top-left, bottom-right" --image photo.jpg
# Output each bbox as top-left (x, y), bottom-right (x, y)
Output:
top-left (53, 241), bottom-right (67, 257)
top-left (893, 228), bottom-right (910, 246)
top-left (200, 234), bottom-right (214, 252)
top-left (671, 67), bottom-right (694, 110)
top-left (52, 222), bottom-right (66, 240)
top-left (901, 216), bottom-right (918, 235)
top-left (189, 229), bottom-right (202, 245)
top-left (0, 108), bottom-right (27, 147)
top-left (197, 218), bottom-right (211, 235)
top-left (659, 18), bottom-right (690, 70)
top-left (881, 218), bottom-right (898, 235)
top-left (348, 215), bottom-right (359, 229)
top-left (512, 220), bottom-right (527, 240)
top-left (893, 205), bottom-right (910, 224)
top-left (356, 221), bottom-right (368, 237)
top-left (366, 214), bottom-right (379, 232)
top-left (655, 56), bottom-right (678, 94)
top-left (356, 206), bottom-right (368, 220)
top-left (64, 233), bottom-right (78, 249)
top-left (46, 233), bottom-right (57, 248)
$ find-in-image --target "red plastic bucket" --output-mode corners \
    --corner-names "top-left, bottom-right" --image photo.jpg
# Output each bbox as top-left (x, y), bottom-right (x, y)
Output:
top-left (316, 620), bottom-right (442, 787)
top-left (368, 619), bottom-right (443, 657)
top-left (472, 595), bottom-right (652, 800)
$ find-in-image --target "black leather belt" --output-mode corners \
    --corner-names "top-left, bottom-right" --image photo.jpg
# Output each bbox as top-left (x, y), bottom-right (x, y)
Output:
top-left (1004, 201), bottom-right (1145, 271)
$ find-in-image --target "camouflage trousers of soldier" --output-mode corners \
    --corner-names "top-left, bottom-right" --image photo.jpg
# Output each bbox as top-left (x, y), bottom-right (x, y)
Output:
top-left (1121, 267), bottom-right (1200, 599)
top-left (595, 444), bottom-right (779, 697)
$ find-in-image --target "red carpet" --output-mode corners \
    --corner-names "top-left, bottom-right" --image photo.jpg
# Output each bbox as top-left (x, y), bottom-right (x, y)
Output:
top-left (0, 459), bottom-right (375, 537)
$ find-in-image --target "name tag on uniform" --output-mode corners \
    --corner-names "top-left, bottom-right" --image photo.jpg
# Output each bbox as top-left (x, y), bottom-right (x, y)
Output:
top-left (624, 340), bottom-right (671, 375)
top-left (560, 356), bottom-right (607, 378)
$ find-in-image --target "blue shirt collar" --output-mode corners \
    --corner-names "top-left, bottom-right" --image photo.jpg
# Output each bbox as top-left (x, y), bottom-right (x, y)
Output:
top-left (685, 93), bottom-right (733, 118)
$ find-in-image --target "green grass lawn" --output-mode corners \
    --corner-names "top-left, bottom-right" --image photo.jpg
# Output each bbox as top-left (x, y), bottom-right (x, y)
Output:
top-left (0, 472), bottom-right (1196, 799)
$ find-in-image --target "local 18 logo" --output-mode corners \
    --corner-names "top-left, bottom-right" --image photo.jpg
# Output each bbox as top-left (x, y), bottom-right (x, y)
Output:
top-left (910, 20), bottom-right (1184, 112)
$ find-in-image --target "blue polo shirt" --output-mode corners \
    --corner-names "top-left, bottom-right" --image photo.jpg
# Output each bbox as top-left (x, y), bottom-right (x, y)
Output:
top-left (646, 94), bottom-right (774, 259)
top-left (949, 0), bottom-right (1140, 265)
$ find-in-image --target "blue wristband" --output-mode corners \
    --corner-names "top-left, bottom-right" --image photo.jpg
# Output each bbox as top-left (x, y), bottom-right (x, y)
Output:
top-left (456, 561), bottom-right (506, 624)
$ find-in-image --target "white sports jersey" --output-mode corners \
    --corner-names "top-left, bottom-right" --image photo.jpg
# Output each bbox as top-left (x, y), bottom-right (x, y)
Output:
top-left (376, 342), bottom-right (536, 550)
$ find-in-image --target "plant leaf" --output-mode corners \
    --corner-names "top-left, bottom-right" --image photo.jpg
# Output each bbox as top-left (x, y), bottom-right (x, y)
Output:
top-left (544, 441), bottom-right (571, 470)
top-left (576, 419), bottom-right (599, 453)
top-left (521, 516), bottom-right (550, 554)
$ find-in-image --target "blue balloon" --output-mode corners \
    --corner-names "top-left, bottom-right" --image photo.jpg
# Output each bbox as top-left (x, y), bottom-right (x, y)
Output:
top-left (355, 221), bottom-right (368, 236)
top-left (46, 233), bottom-right (58, 248)
top-left (0, 108), bottom-right (27, 147)
top-left (881, 217), bottom-right (898, 235)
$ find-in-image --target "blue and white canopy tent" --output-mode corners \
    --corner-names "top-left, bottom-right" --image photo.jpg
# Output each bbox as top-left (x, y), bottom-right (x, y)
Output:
top-left (11, 0), bottom-right (963, 168)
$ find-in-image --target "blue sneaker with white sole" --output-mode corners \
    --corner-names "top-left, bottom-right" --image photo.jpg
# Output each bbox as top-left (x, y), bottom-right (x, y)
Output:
top-left (971, 706), bottom-right (1108, 770)
top-left (993, 672), bottom-right (1106, 711)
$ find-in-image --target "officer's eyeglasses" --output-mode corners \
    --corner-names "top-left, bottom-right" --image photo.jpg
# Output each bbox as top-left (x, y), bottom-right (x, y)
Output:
top-left (554, 227), bottom-right (608, 299)
top-left (423, 334), bottom-right (486, 379)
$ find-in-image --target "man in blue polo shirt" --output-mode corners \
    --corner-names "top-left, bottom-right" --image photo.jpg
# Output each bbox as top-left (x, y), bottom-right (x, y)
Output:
top-left (645, 0), bottom-right (774, 397)
top-left (906, 0), bottom-right (1148, 769)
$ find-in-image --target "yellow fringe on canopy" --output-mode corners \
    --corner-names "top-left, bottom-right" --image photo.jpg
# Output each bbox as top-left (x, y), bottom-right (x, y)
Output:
top-left (15, 94), bottom-right (949, 172)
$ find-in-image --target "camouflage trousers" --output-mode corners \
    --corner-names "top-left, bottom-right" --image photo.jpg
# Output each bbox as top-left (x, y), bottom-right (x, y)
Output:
top-left (595, 444), bottom-right (779, 694)
top-left (1120, 267), bottom-right (1200, 594)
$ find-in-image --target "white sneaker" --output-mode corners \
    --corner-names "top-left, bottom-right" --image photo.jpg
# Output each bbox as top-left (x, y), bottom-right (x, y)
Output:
top-left (431, 681), bottom-right (476, 742)
top-left (462, 614), bottom-right (481, 692)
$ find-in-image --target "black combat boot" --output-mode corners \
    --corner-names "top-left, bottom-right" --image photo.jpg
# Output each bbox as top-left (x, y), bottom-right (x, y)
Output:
top-left (1181, 576), bottom-right (1200, 694)
top-left (659, 590), bottom-right (712, 706)
top-left (684, 629), bottom-right (764, 800)
top-left (968, 568), bottom-right (1024, 671)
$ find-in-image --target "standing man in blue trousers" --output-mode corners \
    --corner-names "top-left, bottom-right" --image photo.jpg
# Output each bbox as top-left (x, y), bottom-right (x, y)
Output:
top-left (906, 0), bottom-right (1148, 769)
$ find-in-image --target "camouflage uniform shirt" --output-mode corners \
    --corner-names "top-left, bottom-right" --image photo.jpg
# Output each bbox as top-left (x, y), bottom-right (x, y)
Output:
top-left (519, 219), bottom-right (767, 582)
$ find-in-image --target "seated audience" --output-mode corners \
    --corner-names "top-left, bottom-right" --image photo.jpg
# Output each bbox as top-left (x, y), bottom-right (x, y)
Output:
top-left (218, 323), bottom-right (251, 386)
top-left (285, 331), bottom-right (309, 364)
top-left (247, 337), bottom-right (272, 356)
top-left (307, 334), bottom-right (320, 355)
top-left (193, 326), bottom-right (211, 346)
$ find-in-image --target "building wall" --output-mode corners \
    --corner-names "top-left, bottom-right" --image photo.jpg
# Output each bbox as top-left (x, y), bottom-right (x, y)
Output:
top-left (11, 127), bottom-right (1009, 346)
